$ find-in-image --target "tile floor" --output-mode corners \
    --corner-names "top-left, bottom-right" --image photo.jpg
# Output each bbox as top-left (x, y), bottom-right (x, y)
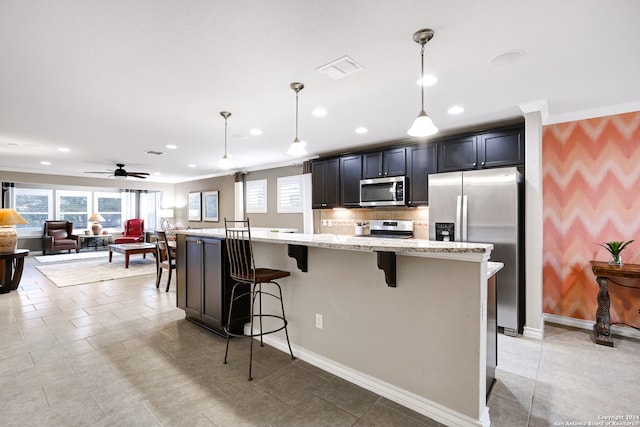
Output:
top-left (1, 255), bottom-right (639, 426)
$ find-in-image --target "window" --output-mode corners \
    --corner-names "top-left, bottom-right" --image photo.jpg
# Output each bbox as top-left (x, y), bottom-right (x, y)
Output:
top-left (14, 188), bottom-right (53, 230)
top-left (246, 179), bottom-right (267, 213)
top-left (94, 192), bottom-right (123, 228)
top-left (277, 175), bottom-right (303, 213)
top-left (57, 190), bottom-right (90, 229)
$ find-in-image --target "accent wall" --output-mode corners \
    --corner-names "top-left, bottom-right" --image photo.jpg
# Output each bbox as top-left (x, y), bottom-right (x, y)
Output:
top-left (542, 111), bottom-right (640, 326)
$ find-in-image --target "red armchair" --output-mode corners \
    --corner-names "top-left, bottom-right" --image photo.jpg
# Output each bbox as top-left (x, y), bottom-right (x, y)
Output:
top-left (115, 219), bottom-right (145, 244)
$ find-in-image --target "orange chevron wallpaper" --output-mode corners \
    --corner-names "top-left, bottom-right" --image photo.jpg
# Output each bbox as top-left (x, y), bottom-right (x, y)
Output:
top-left (542, 111), bottom-right (640, 326)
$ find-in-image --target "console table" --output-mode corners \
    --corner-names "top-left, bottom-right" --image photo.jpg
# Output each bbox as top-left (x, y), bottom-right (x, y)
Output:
top-left (75, 234), bottom-right (112, 251)
top-left (590, 260), bottom-right (640, 347)
top-left (0, 249), bottom-right (29, 294)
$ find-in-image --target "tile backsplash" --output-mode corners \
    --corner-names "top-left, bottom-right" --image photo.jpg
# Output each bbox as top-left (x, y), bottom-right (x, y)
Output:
top-left (313, 207), bottom-right (430, 240)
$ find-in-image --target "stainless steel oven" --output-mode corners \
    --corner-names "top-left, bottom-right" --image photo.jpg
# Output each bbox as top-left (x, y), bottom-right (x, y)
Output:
top-left (360, 176), bottom-right (406, 207)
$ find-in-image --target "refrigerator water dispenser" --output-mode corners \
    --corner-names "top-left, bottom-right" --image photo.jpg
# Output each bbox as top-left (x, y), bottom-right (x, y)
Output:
top-left (435, 222), bottom-right (455, 241)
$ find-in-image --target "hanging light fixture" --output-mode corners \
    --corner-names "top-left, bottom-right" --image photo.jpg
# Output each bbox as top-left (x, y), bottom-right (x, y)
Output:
top-left (287, 82), bottom-right (308, 157)
top-left (408, 29), bottom-right (438, 137)
top-left (218, 111), bottom-right (233, 170)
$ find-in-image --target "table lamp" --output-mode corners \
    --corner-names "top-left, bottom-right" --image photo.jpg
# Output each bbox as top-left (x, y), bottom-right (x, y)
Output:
top-left (0, 208), bottom-right (28, 253)
top-left (88, 213), bottom-right (105, 235)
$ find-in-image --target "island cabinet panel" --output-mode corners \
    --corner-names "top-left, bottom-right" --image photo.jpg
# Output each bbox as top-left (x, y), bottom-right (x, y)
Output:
top-left (177, 234), bottom-right (247, 336)
top-left (406, 143), bottom-right (437, 206)
top-left (339, 154), bottom-right (362, 207)
top-left (362, 148), bottom-right (406, 178)
top-left (311, 158), bottom-right (340, 208)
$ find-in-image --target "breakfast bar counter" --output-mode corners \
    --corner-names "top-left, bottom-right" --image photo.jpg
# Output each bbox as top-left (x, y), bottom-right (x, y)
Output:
top-left (176, 229), bottom-right (498, 427)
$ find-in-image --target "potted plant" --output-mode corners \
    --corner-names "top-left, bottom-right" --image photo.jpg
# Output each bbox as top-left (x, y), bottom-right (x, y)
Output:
top-left (597, 240), bottom-right (634, 266)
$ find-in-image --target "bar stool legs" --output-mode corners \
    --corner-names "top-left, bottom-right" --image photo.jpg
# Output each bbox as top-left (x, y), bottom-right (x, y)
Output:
top-left (224, 280), bottom-right (295, 381)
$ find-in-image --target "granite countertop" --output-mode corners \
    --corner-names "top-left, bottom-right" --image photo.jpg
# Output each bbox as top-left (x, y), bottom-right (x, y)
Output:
top-left (176, 228), bottom-right (494, 261)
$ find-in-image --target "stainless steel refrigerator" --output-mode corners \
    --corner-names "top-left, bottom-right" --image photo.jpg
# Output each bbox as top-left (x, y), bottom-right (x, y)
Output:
top-left (428, 167), bottom-right (523, 336)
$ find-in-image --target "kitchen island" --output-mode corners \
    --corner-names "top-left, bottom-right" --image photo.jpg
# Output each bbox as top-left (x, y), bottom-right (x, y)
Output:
top-left (176, 229), bottom-right (499, 427)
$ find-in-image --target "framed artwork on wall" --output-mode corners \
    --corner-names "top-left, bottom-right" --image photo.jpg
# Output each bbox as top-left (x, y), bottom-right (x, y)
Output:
top-left (188, 192), bottom-right (201, 221)
top-left (203, 191), bottom-right (219, 222)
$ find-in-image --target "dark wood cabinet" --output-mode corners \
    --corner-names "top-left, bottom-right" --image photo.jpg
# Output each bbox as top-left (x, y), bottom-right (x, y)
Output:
top-left (437, 134), bottom-right (478, 172)
top-left (177, 234), bottom-right (247, 336)
top-left (362, 148), bottom-right (406, 178)
top-left (311, 158), bottom-right (340, 208)
top-left (406, 143), bottom-right (437, 206)
top-left (437, 125), bottom-right (524, 172)
top-left (479, 127), bottom-right (524, 168)
top-left (339, 155), bottom-right (362, 207)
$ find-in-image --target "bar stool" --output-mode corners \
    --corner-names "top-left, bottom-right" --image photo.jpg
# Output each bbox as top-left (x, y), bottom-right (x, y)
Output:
top-left (223, 218), bottom-right (295, 380)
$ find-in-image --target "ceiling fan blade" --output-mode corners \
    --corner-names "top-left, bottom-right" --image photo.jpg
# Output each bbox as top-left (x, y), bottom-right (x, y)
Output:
top-left (127, 173), bottom-right (148, 179)
top-left (126, 171), bottom-right (150, 176)
top-left (84, 171), bottom-right (113, 174)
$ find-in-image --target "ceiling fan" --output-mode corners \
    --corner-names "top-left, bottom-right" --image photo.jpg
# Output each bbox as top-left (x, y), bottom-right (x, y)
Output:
top-left (85, 163), bottom-right (150, 179)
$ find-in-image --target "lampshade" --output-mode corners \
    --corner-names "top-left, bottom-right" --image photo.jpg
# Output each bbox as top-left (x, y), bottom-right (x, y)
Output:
top-left (287, 82), bottom-right (308, 157)
top-left (0, 209), bottom-right (27, 253)
top-left (408, 110), bottom-right (438, 137)
top-left (407, 29), bottom-right (438, 138)
top-left (88, 213), bottom-right (105, 223)
top-left (218, 154), bottom-right (233, 170)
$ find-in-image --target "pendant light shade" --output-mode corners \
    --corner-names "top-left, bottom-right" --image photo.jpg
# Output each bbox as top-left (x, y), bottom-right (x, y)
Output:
top-left (408, 29), bottom-right (438, 138)
top-left (218, 111), bottom-right (233, 170)
top-left (287, 82), bottom-right (308, 157)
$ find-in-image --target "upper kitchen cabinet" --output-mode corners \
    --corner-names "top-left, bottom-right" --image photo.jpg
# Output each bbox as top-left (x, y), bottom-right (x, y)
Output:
top-left (437, 124), bottom-right (524, 172)
top-left (362, 147), bottom-right (406, 178)
top-left (437, 134), bottom-right (478, 172)
top-left (340, 154), bottom-right (362, 207)
top-left (406, 143), bottom-right (437, 206)
top-left (478, 126), bottom-right (524, 169)
top-left (311, 158), bottom-right (340, 208)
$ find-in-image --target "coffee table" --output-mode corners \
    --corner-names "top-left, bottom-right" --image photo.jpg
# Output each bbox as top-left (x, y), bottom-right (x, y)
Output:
top-left (108, 243), bottom-right (157, 268)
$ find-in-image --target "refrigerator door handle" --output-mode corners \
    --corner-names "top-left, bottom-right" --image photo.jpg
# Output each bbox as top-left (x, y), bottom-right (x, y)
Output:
top-left (462, 195), bottom-right (468, 242)
top-left (455, 195), bottom-right (462, 242)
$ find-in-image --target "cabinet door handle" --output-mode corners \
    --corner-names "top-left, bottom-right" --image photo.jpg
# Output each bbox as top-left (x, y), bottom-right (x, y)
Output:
top-left (481, 161), bottom-right (485, 166)
top-left (472, 162), bottom-right (477, 167)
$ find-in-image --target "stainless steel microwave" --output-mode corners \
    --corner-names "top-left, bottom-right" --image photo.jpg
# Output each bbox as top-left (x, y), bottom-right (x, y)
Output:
top-left (360, 176), bottom-right (406, 207)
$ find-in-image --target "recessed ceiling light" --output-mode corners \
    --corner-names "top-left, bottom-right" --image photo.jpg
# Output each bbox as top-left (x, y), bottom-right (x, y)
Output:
top-left (57, 147), bottom-right (70, 152)
top-left (249, 128), bottom-right (263, 136)
top-left (448, 105), bottom-right (465, 115)
top-left (416, 74), bottom-right (438, 86)
top-left (355, 127), bottom-right (368, 134)
top-left (166, 144), bottom-right (178, 150)
top-left (188, 164), bottom-right (196, 168)
top-left (312, 108), bottom-right (327, 117)
top-left (490, 49), bottom-right (525, 67)
top-left (153, 172), bottom-right (161, 175)
top-left (40, 161), bottom-right (51, 165)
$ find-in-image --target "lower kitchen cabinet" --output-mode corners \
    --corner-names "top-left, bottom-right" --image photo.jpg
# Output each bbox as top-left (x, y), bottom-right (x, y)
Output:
top-left (176, 234), bottom-right (248, 336)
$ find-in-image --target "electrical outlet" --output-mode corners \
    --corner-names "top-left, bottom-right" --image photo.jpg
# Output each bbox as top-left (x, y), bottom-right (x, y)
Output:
top-left (315, 313), bottom-right (323, 329)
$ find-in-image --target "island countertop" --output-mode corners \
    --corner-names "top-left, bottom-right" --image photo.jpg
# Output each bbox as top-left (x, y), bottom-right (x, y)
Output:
top-left (175, 228), bottom-right (494, 262)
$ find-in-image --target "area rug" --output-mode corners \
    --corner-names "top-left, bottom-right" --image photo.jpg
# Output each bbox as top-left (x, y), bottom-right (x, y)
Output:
top-left (35, 251), bottom-right (111, 263)
top-left (35, 258), bottom-right (156, 287)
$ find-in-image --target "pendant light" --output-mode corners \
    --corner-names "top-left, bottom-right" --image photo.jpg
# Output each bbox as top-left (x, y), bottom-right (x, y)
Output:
top-left (287, 82), bottom-right (308, 157)
top-left (218, 111), bottom-right (233, 170)
top-left (407, 29), bottom-right (438, 137)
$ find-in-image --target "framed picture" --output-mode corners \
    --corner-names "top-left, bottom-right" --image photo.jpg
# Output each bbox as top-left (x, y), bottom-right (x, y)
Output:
top-left (188, 192), bottom-right (201, 221)
top-left (203, 191), bottom-right (219, 222)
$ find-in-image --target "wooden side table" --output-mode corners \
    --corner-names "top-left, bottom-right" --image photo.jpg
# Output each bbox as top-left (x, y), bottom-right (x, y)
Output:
top-left (0, 249), bottom-right (29, 294)
top-left (589, 261), bottom-right (640, 347)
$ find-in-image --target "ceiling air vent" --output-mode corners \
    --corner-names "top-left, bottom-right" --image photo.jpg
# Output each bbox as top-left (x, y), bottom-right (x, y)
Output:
top-left (316, 55), bottom-right (363, 80)
top-left (145, 150), bottom-right (165, 155)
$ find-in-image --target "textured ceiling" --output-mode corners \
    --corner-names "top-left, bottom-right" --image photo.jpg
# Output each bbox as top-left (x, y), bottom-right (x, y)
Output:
top-left (1, 0), bottom-right (639, 183)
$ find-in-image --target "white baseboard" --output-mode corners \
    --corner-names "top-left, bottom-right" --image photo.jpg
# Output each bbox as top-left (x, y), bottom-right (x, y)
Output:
top-left (247, 327), bottom-right (489, 427)
top-left (543, 313), bottom-right (640, 340)
top-left (523, 325), bottom-right (544, 340)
